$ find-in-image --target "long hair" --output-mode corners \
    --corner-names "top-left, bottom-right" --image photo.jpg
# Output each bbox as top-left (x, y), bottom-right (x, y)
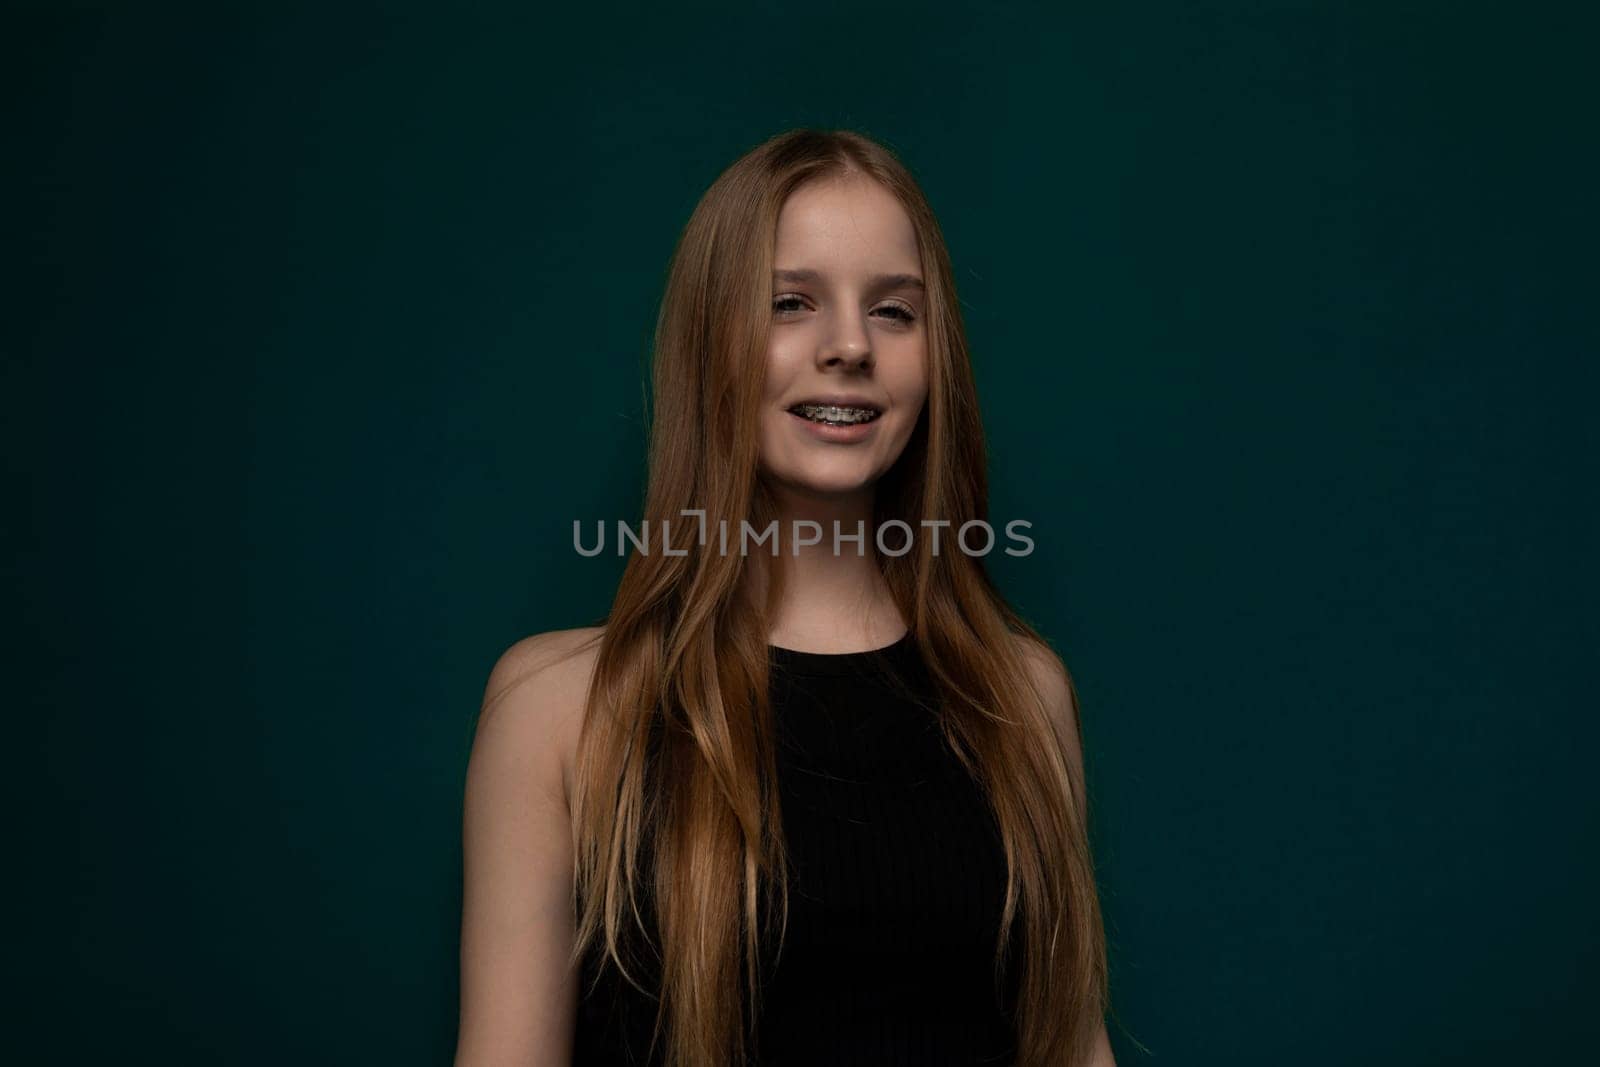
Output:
top-left (567, 128), bottom-right (1109, 1066)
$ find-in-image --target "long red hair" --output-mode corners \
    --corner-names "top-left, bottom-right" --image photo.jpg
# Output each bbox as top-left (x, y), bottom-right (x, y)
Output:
top-left (568, 128), bottom-right (1108, 1066)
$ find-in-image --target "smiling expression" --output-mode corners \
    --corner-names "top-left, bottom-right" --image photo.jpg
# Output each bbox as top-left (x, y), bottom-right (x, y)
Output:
top-left (757, 173), bottom-right (930, 500)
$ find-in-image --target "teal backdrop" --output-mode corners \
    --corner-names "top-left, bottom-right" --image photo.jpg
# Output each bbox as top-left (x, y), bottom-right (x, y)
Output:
top-left (11, 2), bottom-right (1595, 1063)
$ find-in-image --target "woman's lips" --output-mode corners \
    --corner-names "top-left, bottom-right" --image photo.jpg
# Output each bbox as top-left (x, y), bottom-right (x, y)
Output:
top-left (787, 408), bottom-right (879, 443)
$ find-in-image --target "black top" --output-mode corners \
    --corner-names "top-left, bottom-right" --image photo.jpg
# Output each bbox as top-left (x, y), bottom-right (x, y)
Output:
top-left (572, 632), bottom-right (1021, 1065)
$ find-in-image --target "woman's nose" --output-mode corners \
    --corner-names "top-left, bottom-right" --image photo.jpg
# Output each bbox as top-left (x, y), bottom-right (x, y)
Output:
top-left (818, 314), bottom-right (873, 370)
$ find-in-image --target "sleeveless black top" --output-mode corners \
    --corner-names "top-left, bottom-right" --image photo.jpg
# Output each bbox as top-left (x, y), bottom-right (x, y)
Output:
top-left (572, 632), bottom-right (1021, 1065)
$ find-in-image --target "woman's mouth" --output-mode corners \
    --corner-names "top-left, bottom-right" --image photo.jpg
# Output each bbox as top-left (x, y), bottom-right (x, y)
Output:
top-left (787, 403), bottom-right (883, 427)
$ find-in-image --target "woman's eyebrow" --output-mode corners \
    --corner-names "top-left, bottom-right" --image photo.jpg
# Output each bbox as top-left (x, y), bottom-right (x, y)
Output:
top-left (772, 268), bottom-right (925, 290)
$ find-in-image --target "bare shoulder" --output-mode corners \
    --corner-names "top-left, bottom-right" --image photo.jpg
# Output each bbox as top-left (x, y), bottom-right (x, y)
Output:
top-left (1010, 631), bottom-right (1089, 812)
top-left (480, 626), bottom-right (605, 718)
top-left (472, 626), bottom-right (605, 804)
top-left (1010, 632), bottom-right (1076, 728)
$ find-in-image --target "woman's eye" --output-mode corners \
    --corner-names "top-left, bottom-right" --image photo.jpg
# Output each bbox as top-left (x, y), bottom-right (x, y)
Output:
top-left (772, 295), bottom-right (807, 314)
top-left (873, 303), bottom-right (917, 324)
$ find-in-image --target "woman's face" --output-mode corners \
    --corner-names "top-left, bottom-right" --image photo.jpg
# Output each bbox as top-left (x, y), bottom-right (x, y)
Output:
top-left (757, 173), bottom-right (929, 501)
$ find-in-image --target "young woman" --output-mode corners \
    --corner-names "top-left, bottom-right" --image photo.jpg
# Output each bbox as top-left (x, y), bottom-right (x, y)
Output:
top-left (456, 129), bottom-right (1116, 1066)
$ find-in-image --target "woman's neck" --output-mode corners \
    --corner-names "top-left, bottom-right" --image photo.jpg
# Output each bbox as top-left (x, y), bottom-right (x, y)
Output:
top-left (762, 485), bottom-right (907, 654)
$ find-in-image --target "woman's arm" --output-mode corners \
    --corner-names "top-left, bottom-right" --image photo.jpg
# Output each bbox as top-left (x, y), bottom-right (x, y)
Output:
top-left (1089, 1023), bottom-right (1119, 1066)
top-left (455, 630), bottom-right (598, 1067)
top-left (1017, 637), bottom-right (1119, 1067)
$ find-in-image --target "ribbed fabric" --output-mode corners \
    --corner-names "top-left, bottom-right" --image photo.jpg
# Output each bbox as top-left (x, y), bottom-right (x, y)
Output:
top-left (573, 633), bottom-right (1020, 1066)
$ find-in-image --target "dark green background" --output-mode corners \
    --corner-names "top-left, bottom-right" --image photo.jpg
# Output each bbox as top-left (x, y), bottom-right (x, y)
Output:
top-left (10, 1), bottom-right (1595, 1063)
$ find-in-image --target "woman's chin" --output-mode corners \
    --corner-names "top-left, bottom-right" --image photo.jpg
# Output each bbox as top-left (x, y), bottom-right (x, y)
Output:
top-left (765, 463), bottom-right (881, 500)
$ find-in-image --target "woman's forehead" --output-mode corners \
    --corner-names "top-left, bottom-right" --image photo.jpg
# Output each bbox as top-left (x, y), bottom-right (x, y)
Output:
top-left (774, 176), bottom-right (919, 273)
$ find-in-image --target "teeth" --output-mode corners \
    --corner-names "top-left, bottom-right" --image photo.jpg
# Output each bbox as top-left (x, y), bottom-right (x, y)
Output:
top-left (794, 403), bottom-right (880, 425)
